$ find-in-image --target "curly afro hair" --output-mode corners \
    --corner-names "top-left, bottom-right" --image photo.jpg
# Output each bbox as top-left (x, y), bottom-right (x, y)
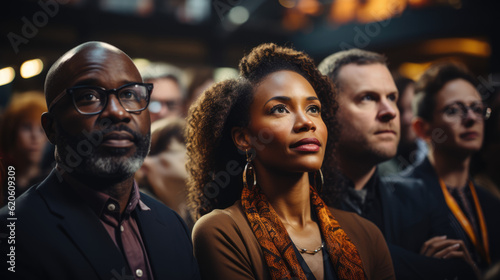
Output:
top-left (186, 43), bottom-right (340, 220)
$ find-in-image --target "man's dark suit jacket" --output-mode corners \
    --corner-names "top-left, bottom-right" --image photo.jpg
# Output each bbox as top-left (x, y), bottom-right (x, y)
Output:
top-left (341, 171), bottom-right (476, 279)
top-left (0, 170), bottom-right (200, 280)
top-left (403, 157), bottom-right (500, 270)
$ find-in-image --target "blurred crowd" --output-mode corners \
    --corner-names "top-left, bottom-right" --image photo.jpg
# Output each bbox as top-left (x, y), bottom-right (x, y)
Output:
top-left (0, 61), bottom-right (216, 213)
top-left (2, 56), bottom-right (499, 209)
top-left (0, 43), bottom-right (499, 279)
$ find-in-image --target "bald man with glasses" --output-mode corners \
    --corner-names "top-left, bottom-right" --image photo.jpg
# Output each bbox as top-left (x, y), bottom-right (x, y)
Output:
top-left (0, 42), bottom-right (200, 280)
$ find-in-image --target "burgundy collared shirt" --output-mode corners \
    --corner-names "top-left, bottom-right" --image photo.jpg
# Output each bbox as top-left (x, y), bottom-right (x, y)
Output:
top-left (65, 174), bottom-right (154, 280)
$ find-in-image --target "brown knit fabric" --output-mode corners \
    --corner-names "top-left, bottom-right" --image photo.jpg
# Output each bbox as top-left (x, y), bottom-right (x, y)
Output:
top-left (241, 184), bottom-right (366, 280)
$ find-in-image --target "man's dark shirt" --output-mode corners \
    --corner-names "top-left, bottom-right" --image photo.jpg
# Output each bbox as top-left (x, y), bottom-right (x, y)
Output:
top-left (339, 168), bottom-right (477, 279)
top-left (66, 174), bottom-right (153, 280)
top-left (341, 171), bottom-right (385, 234)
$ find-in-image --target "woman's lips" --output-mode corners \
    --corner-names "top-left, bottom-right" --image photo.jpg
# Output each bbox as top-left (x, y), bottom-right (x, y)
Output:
top-left (460, 131), bottom-right (479, 140)
top-left (375, 130), bottom-right (396, 135)
top-left (292, 144), bottom-right (321, 152)
top-left (290, 138), bottom-right (321, 152)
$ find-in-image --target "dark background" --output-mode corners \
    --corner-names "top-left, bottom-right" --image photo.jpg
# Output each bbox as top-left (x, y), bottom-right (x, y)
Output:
top-left (1, 0), bottom-right (500, 105)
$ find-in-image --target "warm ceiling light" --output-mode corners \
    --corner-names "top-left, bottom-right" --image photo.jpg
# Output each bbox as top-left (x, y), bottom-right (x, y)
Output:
top-left (399, 62), bottom-right (432, 81)
top-left (408, 0), bottom-right (430, 8)
top-left (20, 59), bottom-right (43, 79)
top-left (421, 38), bottom-right (490, 57)
top-left (329, 0), bottom-right (358, 24)
top-left (357, 0), bottom-right (406, 23)
top-left (282, 9), bottom-right (309, 31)
top-left (297, 0), bottom-right (320, 16)
top-left (0, 67), bottom-right (15, 86)
top-left (279, 0), bottom-right (297, 9)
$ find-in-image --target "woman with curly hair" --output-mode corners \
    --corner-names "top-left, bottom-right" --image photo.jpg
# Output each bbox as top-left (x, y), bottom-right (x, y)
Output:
top-left (187, 43), bottom-right (394, 280)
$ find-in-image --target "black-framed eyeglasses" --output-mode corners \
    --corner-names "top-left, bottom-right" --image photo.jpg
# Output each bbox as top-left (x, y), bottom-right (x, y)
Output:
top-left (441, 101), bottom-right (491, 121)
top-left (48, 82), bottom-right (154, 115)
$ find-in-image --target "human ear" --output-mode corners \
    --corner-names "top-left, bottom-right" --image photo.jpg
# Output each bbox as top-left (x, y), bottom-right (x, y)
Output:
top-left (231, 127), bottom-right (251, 151)
top-left (41, 112), bottom-right (56, 144)
top-left (412, 117), bottom-right (431, 141)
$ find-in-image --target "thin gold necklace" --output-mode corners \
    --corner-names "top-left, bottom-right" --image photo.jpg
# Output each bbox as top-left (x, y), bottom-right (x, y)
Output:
top-left (296, 242), bottom-right (324, 255)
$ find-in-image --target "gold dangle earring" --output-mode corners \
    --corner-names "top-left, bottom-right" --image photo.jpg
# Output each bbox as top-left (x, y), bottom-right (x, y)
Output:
top-left (243, 149), bottom-right (256, 189)
top-left (314, 169), bottom-right (324, 193)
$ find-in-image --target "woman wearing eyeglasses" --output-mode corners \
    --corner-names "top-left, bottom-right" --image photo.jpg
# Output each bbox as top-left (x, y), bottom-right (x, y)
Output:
top-left (186, 43), bottom-right (394, 280)
top-left (405, 62), bottom-right (500, 272)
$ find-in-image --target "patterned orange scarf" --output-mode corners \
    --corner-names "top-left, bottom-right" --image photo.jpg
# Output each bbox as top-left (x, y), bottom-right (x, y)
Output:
top-left (241, 184), bottom-right (366, 280)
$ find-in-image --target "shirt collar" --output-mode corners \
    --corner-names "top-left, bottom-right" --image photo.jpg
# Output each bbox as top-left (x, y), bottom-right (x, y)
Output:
top-left (340, 168), bottom-right (379, 191)
top-left (340, 169), bottom-right (379, 211)
top-left (59, 166), bottom-right (150, 217)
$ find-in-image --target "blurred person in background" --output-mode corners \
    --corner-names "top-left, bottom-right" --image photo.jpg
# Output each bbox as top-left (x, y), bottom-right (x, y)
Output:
top-left (183, 66), bottom-right (214, 115)
top-left (140, 62), bottom-right (186, 122)
top-left (472, 87), bottom-right (500, 200)
top-left (135, 117), bottom-right (193, 228)
top-left (0, 91), bottom-right (48, 206)
top-left (379, 75), bottom-right (427, 176)
top-left (405, 62), bottom-right (500, 271)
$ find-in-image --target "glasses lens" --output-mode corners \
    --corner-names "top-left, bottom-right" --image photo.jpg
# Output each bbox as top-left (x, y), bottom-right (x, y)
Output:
top-left (444, 104), bottom-right (460, 117)
top-left (470, 104), bottom-right (486, 118)
top-left (72, 88), bottom-right (104, 114)
top-left (118, 84), bottom-right (149, 111)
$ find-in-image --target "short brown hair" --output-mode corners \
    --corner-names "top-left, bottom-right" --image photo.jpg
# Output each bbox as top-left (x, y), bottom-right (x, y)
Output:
top-left (318, 48), bottom-right (387, 87)
top-left (414, 62), bottom-right (477, 122)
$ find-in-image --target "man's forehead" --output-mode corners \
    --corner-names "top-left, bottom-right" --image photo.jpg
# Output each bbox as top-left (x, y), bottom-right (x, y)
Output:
top-left (56, 42), bottom-right (122, 69)
top-left (64, 48), bottom-right (130, 75)
top-left (45, 42), bottom-right (139, 105)
top-left (338, 63), bottom-right (395, 94)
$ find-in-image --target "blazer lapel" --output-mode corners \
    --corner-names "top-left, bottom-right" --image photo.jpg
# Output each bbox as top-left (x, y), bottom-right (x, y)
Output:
top-left (135, 202), bottom-right (185, 279)
top-left (135, 207), bottom-right (166, 279)
top-left (37, 170), bottom-right (130, 280)
top-left (378, 176), bottom-right (397, 242)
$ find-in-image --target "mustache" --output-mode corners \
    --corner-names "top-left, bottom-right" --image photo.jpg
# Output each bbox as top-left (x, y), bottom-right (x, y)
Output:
top-left (55, 121), bottom-right (150, 145)
top-left (99, 124), bottom-right (148, 142)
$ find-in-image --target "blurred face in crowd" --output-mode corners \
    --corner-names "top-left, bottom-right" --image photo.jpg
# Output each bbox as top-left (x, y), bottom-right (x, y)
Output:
top-left (148, 77), bottom-right (183, 122)
top-left (15, 119), bottom-right (47, 164)
top-left (237, 70), bottom-right (327, 174)
top-left (145, 139), bottom-right (187, 182)
top-left (336, 63), bottom-right (400, 165)
top-left (43, 43), bottom-right (151, 180)
top-left (427, 79), bottom-right (485, 156)
top-left (139, 138), bottom-right (188, 201)
top-left (399, 83), bottom-right (417, 147)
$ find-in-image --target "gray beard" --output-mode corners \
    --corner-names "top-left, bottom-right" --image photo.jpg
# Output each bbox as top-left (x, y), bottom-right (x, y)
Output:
top-left (54, 121), bottom-right (150, 180)
top-left (82, 151), bottom-right (146, 178)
